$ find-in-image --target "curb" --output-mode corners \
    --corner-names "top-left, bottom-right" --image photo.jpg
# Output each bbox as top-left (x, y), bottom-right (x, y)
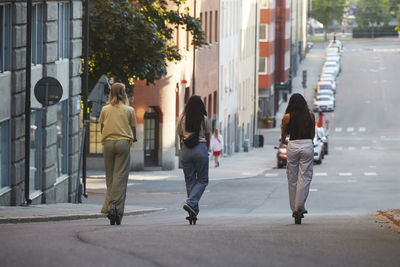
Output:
top-left (376, 209), bottom-right (400, 229)
top-left (0, 208), bottom-right (164, 224)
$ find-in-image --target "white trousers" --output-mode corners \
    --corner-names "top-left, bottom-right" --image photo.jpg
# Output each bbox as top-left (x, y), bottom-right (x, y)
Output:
top-left (286, 139), bottom-right (314, 212)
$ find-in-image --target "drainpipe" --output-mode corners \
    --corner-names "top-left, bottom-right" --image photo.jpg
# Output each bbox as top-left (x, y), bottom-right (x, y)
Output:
top-left (252, 0), bottom-right (258, 147)
top-left (192, 0), bottom-right (197, 95)
top-left (24, 0), bottom-right (32, 205)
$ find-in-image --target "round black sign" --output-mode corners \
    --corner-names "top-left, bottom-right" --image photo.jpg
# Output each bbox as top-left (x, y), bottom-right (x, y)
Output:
top-left (34, 77), bottom-right (63, 107)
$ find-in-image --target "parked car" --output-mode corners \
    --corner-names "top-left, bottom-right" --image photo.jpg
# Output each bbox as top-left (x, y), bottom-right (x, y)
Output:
top-left (324, 61), bottom-right (340, 76)
top-left (313, 130), bottom-right (324, 164)
top-left (316, 126), bottom-right (329, 155)
top-left (317, 89), bottom-right (335, 106)
top-left (314, 96), bottom-right (335, 112)
top-left (274, 142), bottom-right (287, 169)
top-left (322, 66), bottom-right (339, 78)
top-left (326, 55), bottom-right (341, 66)
top-left (317, 81), bottom-right (336, 94)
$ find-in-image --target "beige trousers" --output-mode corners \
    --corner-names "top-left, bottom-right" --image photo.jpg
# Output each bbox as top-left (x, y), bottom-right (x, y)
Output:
top-left (286, 139), bottom-right (314, 212)
top-left (101, 139), bottom-right (131, 215)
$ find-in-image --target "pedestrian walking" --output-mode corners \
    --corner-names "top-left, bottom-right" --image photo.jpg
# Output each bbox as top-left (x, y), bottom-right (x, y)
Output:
top-left (99, 82), bottom-right (138, 225)
top-left (280, 93), bottom-right (315, 224)
top-left (176, 95), bottom-right (212, 224)
top-left (210, 129), bottom-right (223, 168)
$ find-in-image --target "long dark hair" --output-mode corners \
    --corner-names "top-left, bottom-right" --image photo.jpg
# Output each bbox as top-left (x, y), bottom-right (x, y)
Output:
top-left (285, 93), bottom-right (313, 136)
top-left (184, 95), bottom-right (207, 132)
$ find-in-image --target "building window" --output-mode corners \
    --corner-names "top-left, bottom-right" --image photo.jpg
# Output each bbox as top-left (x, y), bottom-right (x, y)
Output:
top-left (259, 57), bottom-right (268, 74)
top-left (88, 113), bottom-right (103, 154)
top-left (0, 119), bottom-right (10, 188)
top-left (259, 24), bottom-right (268, 41)
top-left (260, 0), bottom-right (269, 8)
top-left (58, 2), bottom-right (70, 59)
top-left (56, 100), bottom-right (69, 176)
top-left (204, 12), bottom-right (208, 42)
top-left (0, 4), bottom-right (12, 73)
top-left (215, 11), bottom-right (218, 42)
top-left (209, 11), bottom-right (213, 43)
top-left (30, 110), bottom-right (43, 193)
top-left (32, 3), bottom-right (44, 65)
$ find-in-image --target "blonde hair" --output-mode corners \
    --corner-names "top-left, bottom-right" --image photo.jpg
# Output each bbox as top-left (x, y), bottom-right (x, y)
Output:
top-left (109, 83), bottom-right (128, 105)
top-left (214, 129), bottom-right (219, 138)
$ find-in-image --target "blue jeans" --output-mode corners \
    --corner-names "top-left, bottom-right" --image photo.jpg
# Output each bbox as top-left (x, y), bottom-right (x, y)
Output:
top-left (181, 142), bottom-right (209, 214)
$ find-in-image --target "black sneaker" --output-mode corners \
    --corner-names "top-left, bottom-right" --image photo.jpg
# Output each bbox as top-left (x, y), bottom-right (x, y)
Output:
top-left (183, 203), bottom-right (197, 216)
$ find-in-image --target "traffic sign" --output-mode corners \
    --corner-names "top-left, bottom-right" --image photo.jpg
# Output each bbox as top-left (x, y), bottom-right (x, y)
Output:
top-left (275, 83), bottom-right (288, 91)
top-left (34, 77), bottom-right (63, 106)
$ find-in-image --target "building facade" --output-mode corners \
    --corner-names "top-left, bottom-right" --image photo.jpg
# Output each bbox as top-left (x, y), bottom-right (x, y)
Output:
top-left (258, 0), bottom-right (276, 121)
top-left (290, 0), bottom-right (308, 76)
top-left (0, 0), bottom-right (82, 205)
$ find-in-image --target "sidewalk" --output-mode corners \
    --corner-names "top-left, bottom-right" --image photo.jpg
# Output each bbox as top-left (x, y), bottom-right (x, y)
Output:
top-left (87, 145), bottom-right (277, 188)
top-left (0, 203), bottom-right (163, 224)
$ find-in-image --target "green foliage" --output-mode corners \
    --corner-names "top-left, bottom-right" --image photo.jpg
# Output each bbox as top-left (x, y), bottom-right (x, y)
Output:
top-left (88, 0), bottom-right (206, 90)
top-left (312, 0), bottom-right (346, 30)
top-left (356, 0), bottom-right (392, 28)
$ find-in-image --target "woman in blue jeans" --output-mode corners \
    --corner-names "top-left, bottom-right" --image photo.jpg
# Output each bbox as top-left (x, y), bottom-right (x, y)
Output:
top-left (281, 93), bottom-right (315, 224)
top-left (176, 96), bottom-right (211, 224)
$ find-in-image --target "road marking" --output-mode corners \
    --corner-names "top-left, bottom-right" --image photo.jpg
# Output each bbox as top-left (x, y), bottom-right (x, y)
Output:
top-left (347, 127), bottom-right (354, 132)
top-left (348, 146), bottom-right (356, 150)
top-left (347, 179), bottom-right (357, 183)
top-left (335, 127), bottom-right (342, 132)
top-left (369, 165), bottom-right (377, 168)
top-left (364, 172), bottom-right (377, 176)
top-left (339, 172), bottom-right (352, 176)
top-left (315, 172), bottom-right (327, 177)
top-left (361, 146), bottom-right (370, 150)
top-left (369, 69), bottom-right (379, 72)
top-left (373, 48), bottom-right (400, 52)
top-left (265, 173), bottom-right (279, 177)
top-left (334, 147), bottom-right (343, 151)
top-left (309, 189), bottom-right (318, 192)
top-left (358, 127), bottom-right (366, 132)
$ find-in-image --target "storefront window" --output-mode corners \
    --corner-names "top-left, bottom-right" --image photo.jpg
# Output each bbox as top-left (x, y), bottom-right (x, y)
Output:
top-left (30, 111), bottom-right (42, 193)
top-left (56, 100), bottom-right (68, 176)
top-left (0, 119), bottom-right (10, 188)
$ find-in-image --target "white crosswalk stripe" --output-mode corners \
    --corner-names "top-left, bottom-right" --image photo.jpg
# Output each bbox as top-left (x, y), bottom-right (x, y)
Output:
top-left (358, 127), bottom-right (366, 132)
top-left (339, 172), bottom-right (352, 176)
top-left (361, 146), bottom-right (371, 150)
top-left (335, 127), bottom-right (342, 132)
top-left (347, 127), bottom-right (354, 132)
top-left (315, 172), bottom-right (328, 177)
top-left (348, 147), bottom-right (356, 150)
top-left (334, 147), bottom-right (343, 151)
top-left (364, 172), bottom-right (377, 176)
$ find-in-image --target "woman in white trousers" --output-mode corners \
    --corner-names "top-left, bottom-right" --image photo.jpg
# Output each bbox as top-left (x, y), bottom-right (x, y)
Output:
top-left (280, 93), bottom-right (315, 223)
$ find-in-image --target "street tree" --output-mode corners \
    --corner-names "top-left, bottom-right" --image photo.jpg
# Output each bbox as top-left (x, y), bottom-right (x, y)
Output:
top-left (88, 0), bottom-right (206, 91)
top-left (356, 0), bottom-right (392, 32)
top-left (312, 0), bottom-right (346, 38)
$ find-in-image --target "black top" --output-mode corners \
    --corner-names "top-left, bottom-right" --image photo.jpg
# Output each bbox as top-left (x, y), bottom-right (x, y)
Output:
top-left (288, 114), bottom-right (313, 140)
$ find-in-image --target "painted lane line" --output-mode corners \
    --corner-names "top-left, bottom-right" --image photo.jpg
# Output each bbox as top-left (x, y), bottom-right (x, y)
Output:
top-left (361, 146), bottom-right (371, 150)
top-left (309, 189), bottom-right (318, 192)
top-left (334, 147), bottom-right (343, 151)
top-left (358, 127), bottom-right (366, 132)
top-left (347, 127), bottom-right (354, 132)
top-left (347, 179), bottom-right (357, 183)
top-left (364, 172), bottom-right (377, 176)
top-left (315, 172), bottom-right (328, 177)
top-left (265, 173), bottom-right (279, 177)
top-left (335, 127), bottom-right (342, 132)
top-left (368, 165), bottom-right (377, 168)
top-left (339, 172), bottom-right (352, 176)
top-left (348, 146), bottom-right (356, 150)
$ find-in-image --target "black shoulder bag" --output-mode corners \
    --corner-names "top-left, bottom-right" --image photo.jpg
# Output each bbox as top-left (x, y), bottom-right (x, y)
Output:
top-left (183, 120), bottom-right (204, 149)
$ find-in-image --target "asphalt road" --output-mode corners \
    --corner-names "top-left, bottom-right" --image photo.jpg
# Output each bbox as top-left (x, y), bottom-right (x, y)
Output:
top-left (1, 38), bottom-right (400, 267)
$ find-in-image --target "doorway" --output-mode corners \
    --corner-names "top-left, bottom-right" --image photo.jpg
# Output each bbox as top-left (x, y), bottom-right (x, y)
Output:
top-left (144, 107), bottom-right (159, 167)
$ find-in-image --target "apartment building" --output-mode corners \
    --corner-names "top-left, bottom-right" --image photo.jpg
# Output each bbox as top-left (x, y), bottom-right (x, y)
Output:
top-left (0, 1), bottom-right (82, 205)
